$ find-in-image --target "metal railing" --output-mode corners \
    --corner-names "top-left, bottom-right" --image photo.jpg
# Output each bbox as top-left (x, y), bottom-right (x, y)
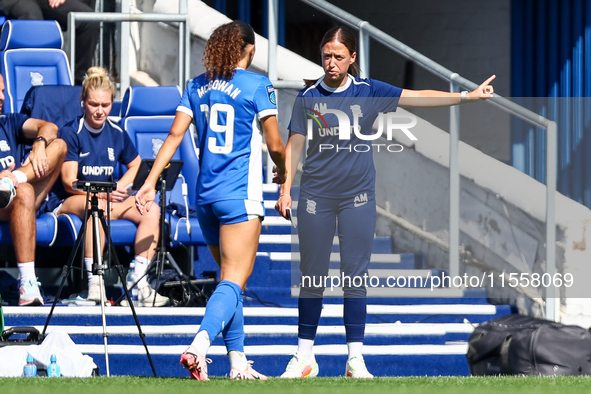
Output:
top-left (67, 3), bottom-right (190, 97)
top-left (266, 0), bottom-right (558, 320)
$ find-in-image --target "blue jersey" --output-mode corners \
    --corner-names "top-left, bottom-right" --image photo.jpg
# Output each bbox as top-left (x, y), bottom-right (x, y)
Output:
top-left (60, 116), bottom-right (138, 196)
top-left (289, 76), bottom-right (402, 198)
top-left (0, 113), bottom-right (29, 170)
top-left (177, 68), bottom-right (277, 204)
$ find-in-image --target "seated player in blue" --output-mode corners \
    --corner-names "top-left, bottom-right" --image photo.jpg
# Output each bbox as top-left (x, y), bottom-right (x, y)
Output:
top-left (53, 67), bottom-right (169, 307)
top-left (0, 73), bottom-right (67, 306)
top-left (135, 21), bottom-right (287, 380)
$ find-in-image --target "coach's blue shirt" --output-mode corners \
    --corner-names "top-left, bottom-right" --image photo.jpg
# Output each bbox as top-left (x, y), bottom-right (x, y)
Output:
top-left (289, 75), bottom-right (402, 198)
top-left (177, 68), bottom-right (277, 204)
top-left (0, 113), bottom-right (29, 170)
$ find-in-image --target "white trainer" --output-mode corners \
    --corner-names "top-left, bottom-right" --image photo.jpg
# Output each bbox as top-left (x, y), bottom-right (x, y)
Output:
top-left (138, 283), bottom-right (169, 307)
top-left (19, 278), bottom-right (44, 306)
top-left (280, 353), bottom-right (319, 378)
top-left (86, 282), bottom-right (102, 303)
top-left (86, 282), bottom-right (111, 305)
top-left (0, 177), bottom-right (16, 209)
top-left (345, 356), bottom-right (374, 378)
top-left (229, 360), bottom-right (268, 380)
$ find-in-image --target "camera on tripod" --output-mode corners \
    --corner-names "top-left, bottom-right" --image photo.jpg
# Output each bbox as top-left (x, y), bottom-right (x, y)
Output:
top-left (72, 180), bottom-right (118, 194)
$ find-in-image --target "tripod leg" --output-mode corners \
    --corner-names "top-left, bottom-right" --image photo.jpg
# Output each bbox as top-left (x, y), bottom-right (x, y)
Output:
top-left (97, 266), bottom-right (111, 376)
top-left (92, 210), bottom-right (111, 377)
top-left (42, 214), bottom-right (89, 336)
top-left (113, 262), bottom-right (158, 377)
top-left (100, 215), bottom-right (158, 378)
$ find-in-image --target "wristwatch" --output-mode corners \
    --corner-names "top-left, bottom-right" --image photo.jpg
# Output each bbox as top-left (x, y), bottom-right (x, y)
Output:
top-left (34, 136), bottom-right (48, 147)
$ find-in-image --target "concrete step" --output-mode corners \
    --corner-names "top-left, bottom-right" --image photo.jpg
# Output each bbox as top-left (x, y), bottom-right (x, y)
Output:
top-left (2, 301), bottom-right (510, 377)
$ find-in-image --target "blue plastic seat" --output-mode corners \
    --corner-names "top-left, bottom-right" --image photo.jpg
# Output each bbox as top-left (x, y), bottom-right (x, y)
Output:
top-left (0, 26), bottom-right (72, 247)
top-left (54, 212), bottom-right (137, 247)
top-left (0, 212), bottom-right (58, 247)
top-left (0, 20), bottom-right (72, 114)
top-left (20, 85), bottom-right (82, 130)
top-left (120, 85), bottom-right (204, 246)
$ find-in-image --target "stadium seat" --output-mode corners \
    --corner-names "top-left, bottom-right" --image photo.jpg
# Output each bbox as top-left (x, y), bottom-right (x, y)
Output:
top-left (54, 209), bottom-right (138, 247)
top-left (0, 212), bottom-right (58, 247)
top-left (0, 20), bottom-right (73, 114)
top-left (120, 85), bottom-right (205, 246)
top-left (20, 84), bottom-right (82, 130)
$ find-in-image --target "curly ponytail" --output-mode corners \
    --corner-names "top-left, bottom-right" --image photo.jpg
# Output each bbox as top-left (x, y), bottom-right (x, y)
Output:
top-left (203, 21), bottom-right (256, 81)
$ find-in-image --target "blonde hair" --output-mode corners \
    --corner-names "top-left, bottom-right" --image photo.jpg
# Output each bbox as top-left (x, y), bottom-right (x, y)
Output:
top-left (81, 67), bottom-right (115, 101)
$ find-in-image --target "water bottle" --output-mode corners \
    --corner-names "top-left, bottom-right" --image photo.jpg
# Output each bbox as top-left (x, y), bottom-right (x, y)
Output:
top-left (47, 354), bottom-right (61, 377)
top-left (23, 355), bottom-right (37, 377)
top-left (126, 260), bottom-right (138, 306)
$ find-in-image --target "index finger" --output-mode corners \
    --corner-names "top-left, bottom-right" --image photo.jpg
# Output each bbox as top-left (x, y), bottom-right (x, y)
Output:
top-left (482, 75), bottom-right (496, 86)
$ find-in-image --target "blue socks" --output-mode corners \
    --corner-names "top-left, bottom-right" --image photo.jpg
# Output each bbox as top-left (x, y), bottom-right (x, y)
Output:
top-left (343, 297), bottom-right (366, 342)
top-left (198, 280), bottom-right (242, 343)
top-left (298, 297), bottom-right (367, 342)
top-left (298, 297), bottom-right (323, 340)
top-left (222, 291), bottom-right (244, 352)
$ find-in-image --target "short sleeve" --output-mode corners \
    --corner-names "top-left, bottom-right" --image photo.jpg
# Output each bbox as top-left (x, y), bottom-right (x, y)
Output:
top-left (62, 125), bottom-right (80, 163)
top-left (370, 79), bottom-right (402, 112)
top-left (11, 113), bottom-right (29, 142)
top-left (176, 83), bottom-right (194, 118)
top-left (253, 78), bottom-right (278, 120)
top-left (288, 92), bottom-right (307, 135)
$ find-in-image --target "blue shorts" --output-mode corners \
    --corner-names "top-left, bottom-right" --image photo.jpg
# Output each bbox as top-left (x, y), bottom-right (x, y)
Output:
top-left (196, 199), bottom-right (264, 245)
top-left (37, 192), bottom-right (63, 218)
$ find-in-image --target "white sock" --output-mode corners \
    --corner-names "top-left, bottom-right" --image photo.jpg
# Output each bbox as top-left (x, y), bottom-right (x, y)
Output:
top-left (12, 170), bottom-right (27, 185)
top-left (191, 330), bottom-right (211, 356)
top-left (297, 338), bottom-right (315, 361)
top-left (347, 342), bottom-right (363, 360)
top-left (17, 261), bottom-right (35, 282)
top-left (228, 350), bottom-right (248, 370)
top-left (134, 255), bottom-right (150, 287)
top-left (85, 257), bottom-right (98, 286)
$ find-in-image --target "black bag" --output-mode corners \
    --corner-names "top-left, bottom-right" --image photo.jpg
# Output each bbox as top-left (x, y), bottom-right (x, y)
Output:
top-left (467, 314), bottom-right (591, 376)
top-left (0, 327), bottom-right (45, 348)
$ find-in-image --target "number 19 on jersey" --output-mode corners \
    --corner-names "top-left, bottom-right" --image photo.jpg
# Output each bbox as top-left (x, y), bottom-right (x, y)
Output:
top-left (201, 103), bottom-right (235, 154)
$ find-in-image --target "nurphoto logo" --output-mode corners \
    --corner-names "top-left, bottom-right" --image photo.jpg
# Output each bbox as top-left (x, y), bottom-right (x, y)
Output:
top-left (304, 102), bottom-right (418, 153)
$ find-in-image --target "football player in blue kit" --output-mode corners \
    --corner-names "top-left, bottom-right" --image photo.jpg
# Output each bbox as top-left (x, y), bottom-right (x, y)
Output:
top-left (0, 73), bottom-right (67, 306)
top-left (54, 67), bottom-right (169, 307)
top-left (135, 21), bottom-right (286, 380)
top-left (274, 26), bottom-right (495, 378)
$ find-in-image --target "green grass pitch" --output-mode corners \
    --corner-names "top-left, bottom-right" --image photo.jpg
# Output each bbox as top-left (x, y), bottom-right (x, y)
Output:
top-left (2, 376), bottom-right (591, 394)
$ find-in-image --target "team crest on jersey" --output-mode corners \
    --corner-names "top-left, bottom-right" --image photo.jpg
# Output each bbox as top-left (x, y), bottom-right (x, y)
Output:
top-left (350, 104), bottom-right (363, 118)
top-left (108, 147), bottom-right (115, 161)
top-left (306, 199), bottom-right (317, 215)
top-left (266, 85), bottom-right (276, 105)
top-left (30, 72), bottom-right (44, 86)
top-left (0, 140), bottom-right (10, 152)
top-left (152, 138), bottom-right (164, 157)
